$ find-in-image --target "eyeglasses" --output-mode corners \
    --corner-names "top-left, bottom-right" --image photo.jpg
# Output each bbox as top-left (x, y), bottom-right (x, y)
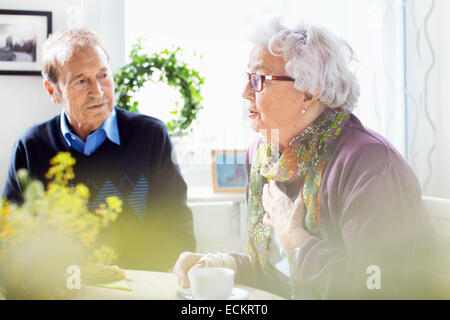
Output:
top-left (245, 72), bottom-right (295, 92)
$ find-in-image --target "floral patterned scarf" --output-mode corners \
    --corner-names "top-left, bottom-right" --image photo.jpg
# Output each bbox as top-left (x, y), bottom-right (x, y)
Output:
top-left (246, 108), bottom-right (350, 272)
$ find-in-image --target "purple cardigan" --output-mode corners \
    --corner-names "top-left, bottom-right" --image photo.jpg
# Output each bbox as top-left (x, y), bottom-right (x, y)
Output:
top-left (231, 114), bottom-right (439, 299)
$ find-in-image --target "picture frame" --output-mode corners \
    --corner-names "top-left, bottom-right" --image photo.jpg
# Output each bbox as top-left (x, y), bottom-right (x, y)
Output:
top-left (0, 10), bottom-right (52, 75)
top-left (211, 149), bottom-right (246, 193)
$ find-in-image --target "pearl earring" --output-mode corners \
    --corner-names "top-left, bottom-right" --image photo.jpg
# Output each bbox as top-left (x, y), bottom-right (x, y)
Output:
top-left (301, 108), bottom-right (306, 114)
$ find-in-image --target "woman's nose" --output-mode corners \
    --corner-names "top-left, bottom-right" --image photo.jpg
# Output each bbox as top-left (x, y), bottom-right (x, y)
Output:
top-left (242, 81), bottom-right (255, 101)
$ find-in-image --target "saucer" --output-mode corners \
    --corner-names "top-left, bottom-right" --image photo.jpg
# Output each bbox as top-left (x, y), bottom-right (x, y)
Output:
top-left (176, 287), bottom-right (250, 300)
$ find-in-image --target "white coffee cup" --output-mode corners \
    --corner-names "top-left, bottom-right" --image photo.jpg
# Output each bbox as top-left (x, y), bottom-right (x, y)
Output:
top-left (188, 267), bottom-right (235, 300)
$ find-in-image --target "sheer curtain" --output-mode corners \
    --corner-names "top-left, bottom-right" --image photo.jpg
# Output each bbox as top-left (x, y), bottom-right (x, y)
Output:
top-left (296, 0), bottom-right (441, 196)
top-left (404, 0), bottom-right (440, 196)
top-left (124, 0), bottom-right (438, 191)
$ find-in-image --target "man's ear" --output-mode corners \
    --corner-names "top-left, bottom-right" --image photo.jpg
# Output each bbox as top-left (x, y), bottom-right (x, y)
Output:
top-left (43, 79), bottom-right (61, 105)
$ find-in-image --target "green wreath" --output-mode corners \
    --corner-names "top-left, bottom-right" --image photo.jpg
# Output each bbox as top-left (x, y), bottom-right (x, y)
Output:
top-left (114, 39), bottom-right (204, 136)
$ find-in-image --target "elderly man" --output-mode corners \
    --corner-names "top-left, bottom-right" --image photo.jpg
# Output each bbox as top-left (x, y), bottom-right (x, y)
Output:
top-left (2, 29), bottom-right (196, 271)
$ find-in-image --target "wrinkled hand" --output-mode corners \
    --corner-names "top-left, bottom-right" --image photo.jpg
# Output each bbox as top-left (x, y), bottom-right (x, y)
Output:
top-left (173, 252), bottom-right (205, 289)
top-left (262, 180), bottom-right (310, 255)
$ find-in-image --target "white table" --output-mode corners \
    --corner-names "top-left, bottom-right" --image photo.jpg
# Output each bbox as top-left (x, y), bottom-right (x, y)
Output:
top-left (76, 269), bottom-right (283, 300)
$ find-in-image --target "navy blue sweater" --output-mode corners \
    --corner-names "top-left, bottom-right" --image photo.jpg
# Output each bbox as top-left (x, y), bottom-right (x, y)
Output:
top-left (2, 108), bottom-right (196, 271)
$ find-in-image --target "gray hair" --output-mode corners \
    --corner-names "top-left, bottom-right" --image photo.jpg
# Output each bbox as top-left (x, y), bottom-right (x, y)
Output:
top-left (250, 18), bottom-right (360, 111)
top-left (41, 28), bottom-right (109, 84)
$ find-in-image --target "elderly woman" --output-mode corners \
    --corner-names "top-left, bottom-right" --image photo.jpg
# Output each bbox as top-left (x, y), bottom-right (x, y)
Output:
top-left (174, 19), bottom-right (438, 299)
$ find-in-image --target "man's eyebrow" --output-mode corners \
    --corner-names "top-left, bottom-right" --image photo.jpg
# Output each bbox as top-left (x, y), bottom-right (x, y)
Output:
top-left (69, 73), bottom-right (84, 82)
top-left (98, 67), bottom-right (108, 73)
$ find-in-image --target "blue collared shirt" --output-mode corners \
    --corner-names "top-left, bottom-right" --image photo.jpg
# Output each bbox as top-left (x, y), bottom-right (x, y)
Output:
top-left (60, 107), bottom-right (121, 156)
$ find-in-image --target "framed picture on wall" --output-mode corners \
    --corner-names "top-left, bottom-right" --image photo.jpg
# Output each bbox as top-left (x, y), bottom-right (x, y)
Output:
top-left (0, 10), bottom-right (52, 75)
top-left (211, 149), bottom-right (246, 193)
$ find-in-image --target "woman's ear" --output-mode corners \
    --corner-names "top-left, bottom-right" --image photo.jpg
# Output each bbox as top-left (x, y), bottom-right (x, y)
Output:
top-left (303, 92), bottom-right (313, 102)
top-left (43, 79), bottom-right (61, 105)
top-left (300, 91), bottom-right (320, 113)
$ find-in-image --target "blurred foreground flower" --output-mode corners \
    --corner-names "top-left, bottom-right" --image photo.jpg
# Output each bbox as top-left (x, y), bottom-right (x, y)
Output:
top-left (0, 152), bottom-right (122, 299)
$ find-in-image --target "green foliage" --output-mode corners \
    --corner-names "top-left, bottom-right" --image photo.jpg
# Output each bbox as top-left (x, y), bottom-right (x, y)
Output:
top-left (114, 39), bottom-right (205, 136)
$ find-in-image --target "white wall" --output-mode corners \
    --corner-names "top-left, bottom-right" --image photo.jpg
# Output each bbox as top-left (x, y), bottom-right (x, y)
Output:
top-left (0, 0), bottom-right (124, 190)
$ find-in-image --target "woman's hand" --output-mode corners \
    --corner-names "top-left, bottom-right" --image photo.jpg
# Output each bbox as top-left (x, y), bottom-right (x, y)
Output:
top-left (262, 180), bottom-right (310, 255)
top-left (173, 252), bottom-right (205, 289)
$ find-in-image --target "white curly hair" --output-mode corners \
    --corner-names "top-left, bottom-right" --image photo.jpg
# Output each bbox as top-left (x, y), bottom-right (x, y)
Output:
top-left (250, 18), bottom-right (360, 111)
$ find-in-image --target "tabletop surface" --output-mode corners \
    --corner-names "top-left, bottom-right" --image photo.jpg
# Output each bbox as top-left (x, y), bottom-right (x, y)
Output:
top-left (76, 269), bottom-right (284, 300)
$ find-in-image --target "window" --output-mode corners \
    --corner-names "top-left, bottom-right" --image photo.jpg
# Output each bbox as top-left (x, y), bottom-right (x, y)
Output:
top-left (124, 0), bottom-right (415, 188)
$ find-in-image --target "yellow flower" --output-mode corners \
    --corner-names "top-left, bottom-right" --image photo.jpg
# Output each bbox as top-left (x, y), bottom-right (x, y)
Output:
top-left (88, 245), bottom-right (118, 266)
top-left (49, 152), bottom-right (76, 167)
top-left (0, 151), bottom-right (123, 288)
top-left (0, 152), bottom-right (125, 301)
top-left (45, 152), bottom-right (76, 185)
top-left (75, 184), bottom-right (90, 200)
top-left (106, 196), bottom-right (122, 213)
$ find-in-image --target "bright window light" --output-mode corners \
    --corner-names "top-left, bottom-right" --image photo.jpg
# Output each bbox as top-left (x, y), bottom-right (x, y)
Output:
top-left (124, 0), bottom-right (405, 186)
